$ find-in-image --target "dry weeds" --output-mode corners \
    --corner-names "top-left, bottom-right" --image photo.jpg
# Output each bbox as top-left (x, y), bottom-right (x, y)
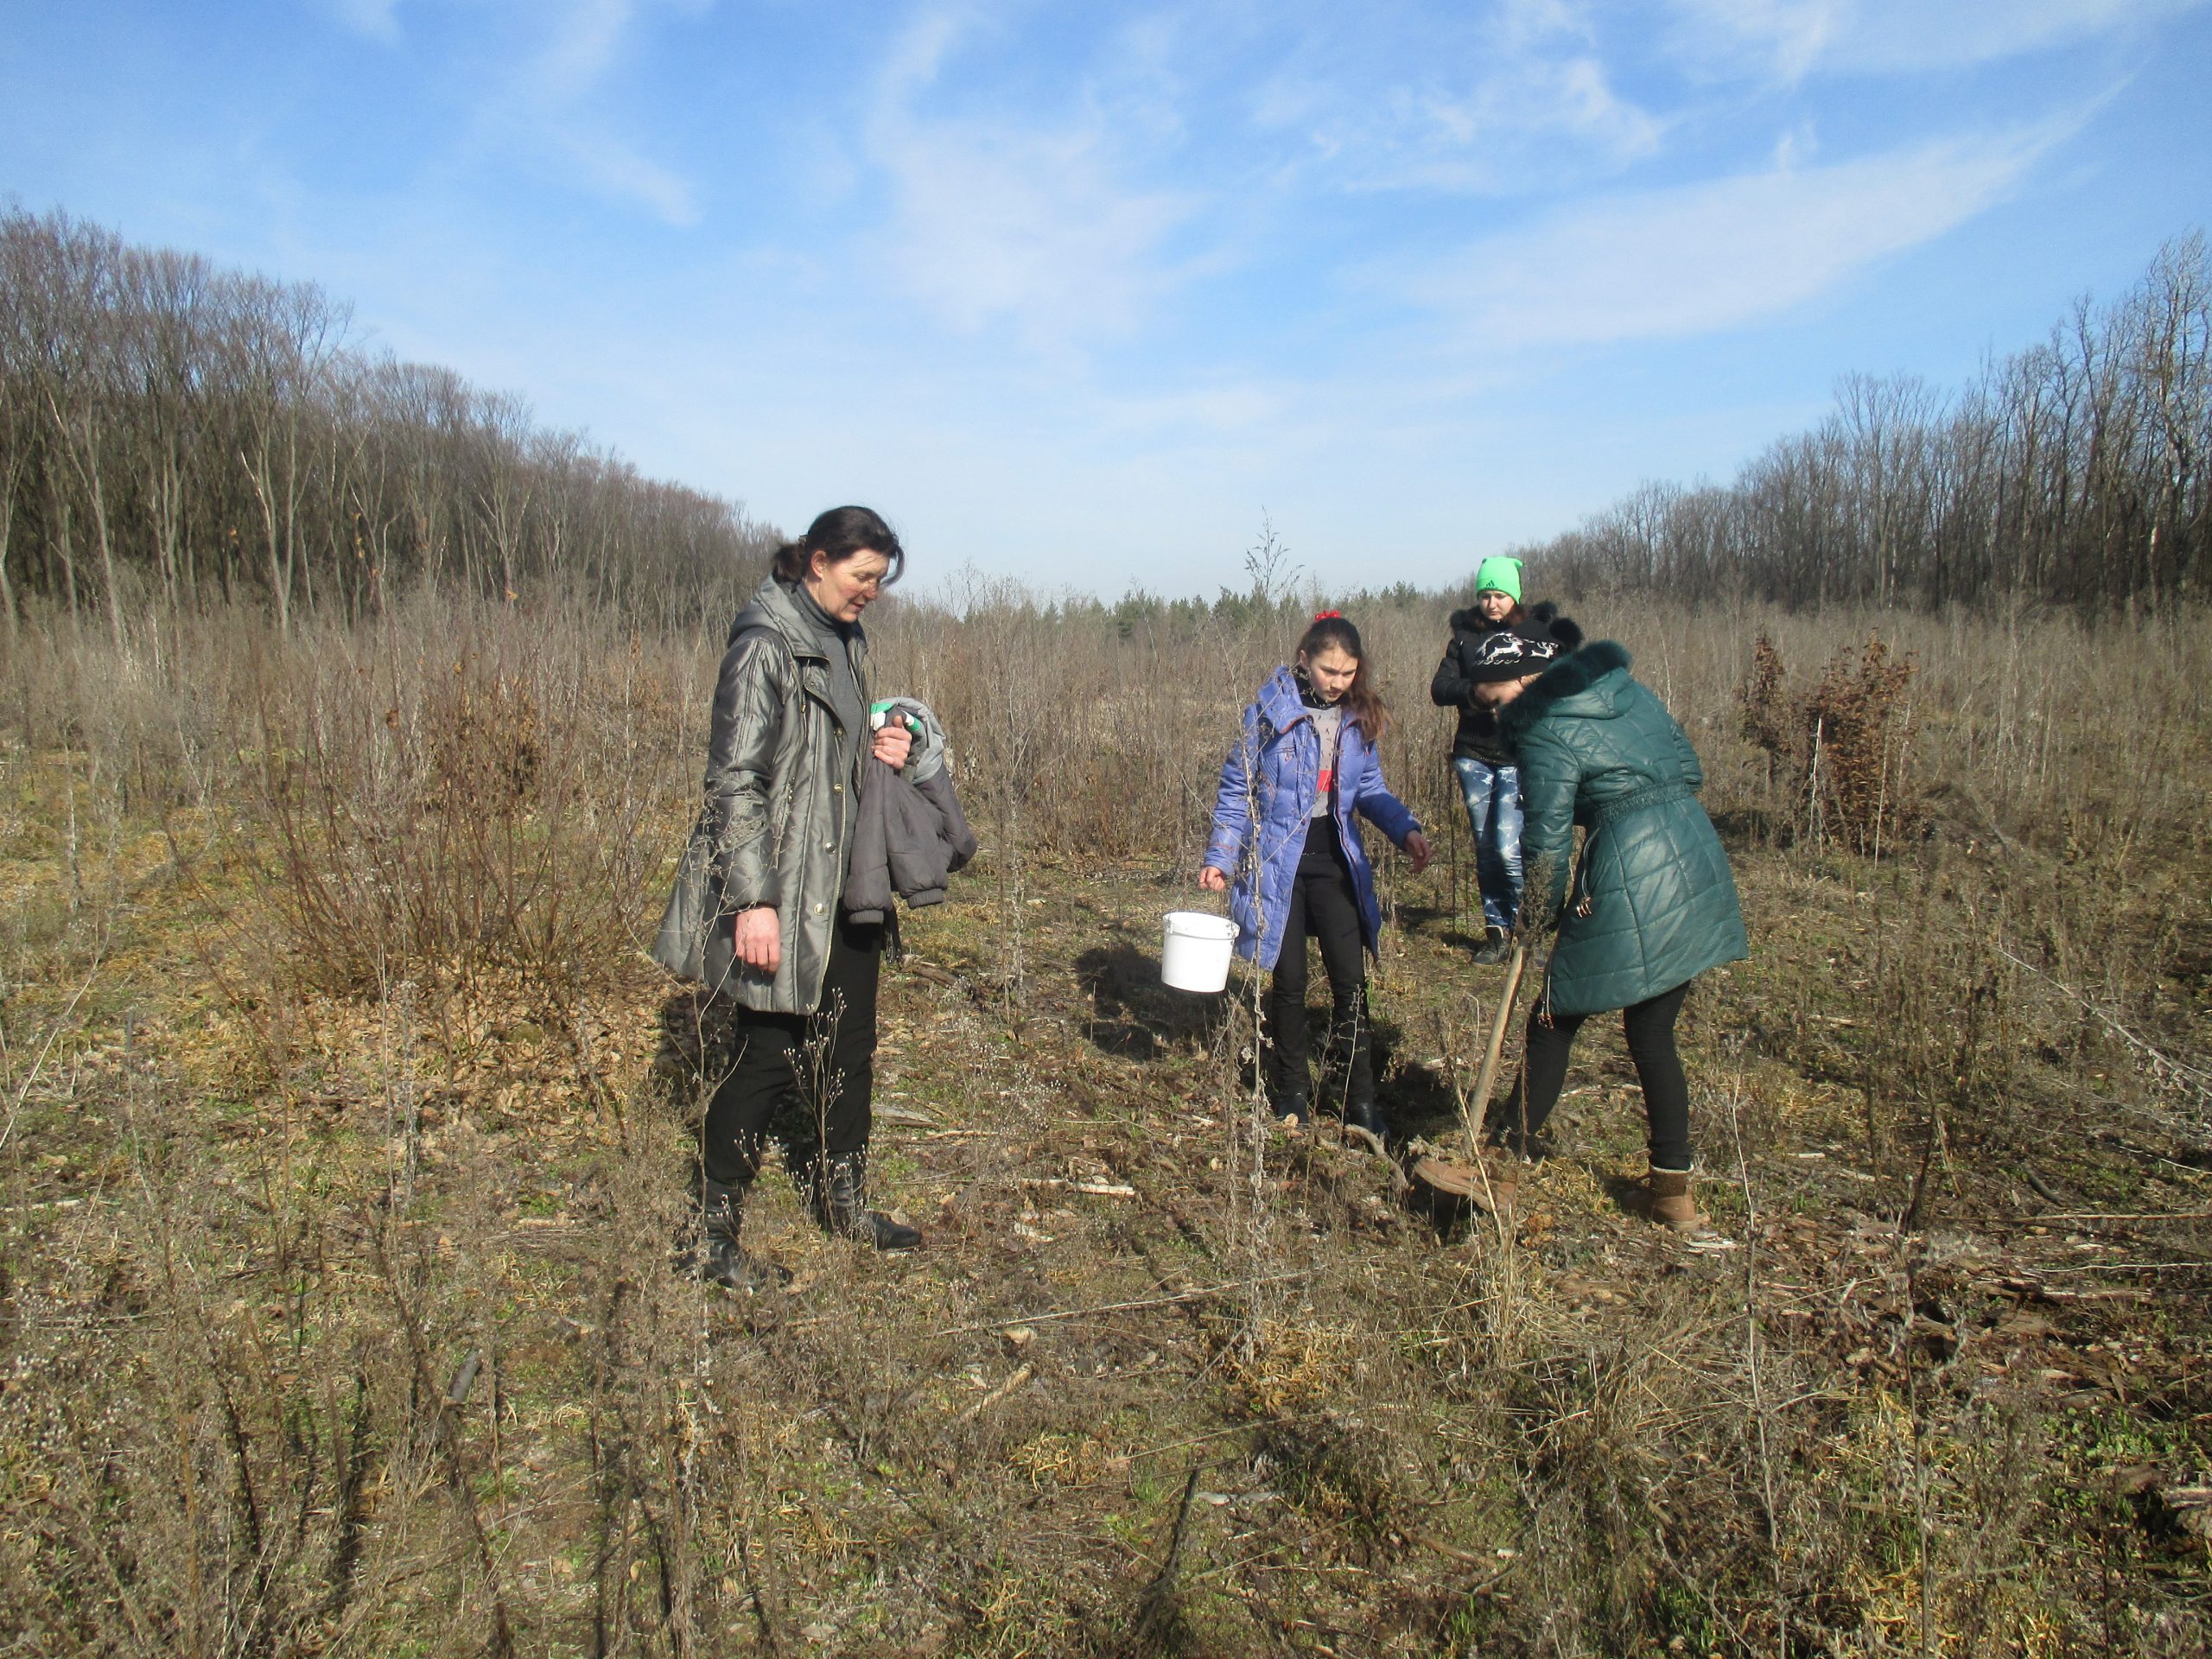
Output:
top-left (0, 592), bottom-right (2207, 1656)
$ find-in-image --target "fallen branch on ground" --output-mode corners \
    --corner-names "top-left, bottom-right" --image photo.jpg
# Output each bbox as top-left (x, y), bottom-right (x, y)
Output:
top-left (931, 1269), bottom-right (1320, 1338)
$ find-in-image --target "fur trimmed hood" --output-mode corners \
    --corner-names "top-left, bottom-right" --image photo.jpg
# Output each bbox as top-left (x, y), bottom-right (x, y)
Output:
top-left (1500, 639), bottom-right (1630, 742)
top-left (1447, 597), bottom-right (1586, 640)
top-left (1520, 601), bottom-right (1584, 652)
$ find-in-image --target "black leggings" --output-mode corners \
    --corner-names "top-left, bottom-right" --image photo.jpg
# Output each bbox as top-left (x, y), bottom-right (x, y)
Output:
top-left (1268, 820), bottom-right (1373, 1111)
top-left (1494, 980), bottom-right (1694, 1170)
top-left (702, 914), bottom-right (881, 1185)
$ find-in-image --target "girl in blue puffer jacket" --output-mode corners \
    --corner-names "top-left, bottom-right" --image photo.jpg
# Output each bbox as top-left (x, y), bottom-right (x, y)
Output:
top-left (1201, 613), bottom-right (1433, 1141)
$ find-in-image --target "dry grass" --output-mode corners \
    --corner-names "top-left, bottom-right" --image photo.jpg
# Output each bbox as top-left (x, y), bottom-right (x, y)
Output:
top-left (0, 591), bottom-right (2207, 1656)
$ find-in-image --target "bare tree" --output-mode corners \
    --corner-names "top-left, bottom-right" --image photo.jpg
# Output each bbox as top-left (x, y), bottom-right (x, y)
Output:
top-left (0, 207), bottom-right (779, 632)
top-left (1243, 511), bottom-right (1300, 610)
top-left (1515, 233), bottom-right (2212, 613)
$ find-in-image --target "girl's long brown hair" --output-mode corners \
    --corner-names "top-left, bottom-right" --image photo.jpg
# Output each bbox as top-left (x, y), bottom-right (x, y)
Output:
top-left (1297, 613), bottom-right (1389, 743)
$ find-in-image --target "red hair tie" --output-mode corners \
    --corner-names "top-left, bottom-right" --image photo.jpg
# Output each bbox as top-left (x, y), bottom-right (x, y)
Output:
top-left (1313, 609), bottom-right (1342, 620)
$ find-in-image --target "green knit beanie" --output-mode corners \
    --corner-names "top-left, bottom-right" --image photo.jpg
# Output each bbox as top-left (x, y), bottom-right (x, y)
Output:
top-left (1473, 556), bottom-right (1522, 604)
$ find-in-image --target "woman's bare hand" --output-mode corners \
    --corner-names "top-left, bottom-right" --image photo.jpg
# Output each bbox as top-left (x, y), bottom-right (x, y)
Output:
top-left (1198, 866), bottom-right (1228, 892)
top-left (873, 723), bottom-right (914, 770)
top-left (734, 907), bottom-right (781, 974)
top-left (1402, 831), bottom-right (1433, 875)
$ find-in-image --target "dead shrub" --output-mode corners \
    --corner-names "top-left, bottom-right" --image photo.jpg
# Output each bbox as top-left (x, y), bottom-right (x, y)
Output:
top-left (248, 597), bottom-right (690, 1005)
top-left (424, 669), bottom-right (543, 810)
top-left (1802, 632), bottom-right (1921, 855)
top-left (1737, 630), bottom-right (1801, 782)
top-left (1737, 629), bottom-right (1922, 853)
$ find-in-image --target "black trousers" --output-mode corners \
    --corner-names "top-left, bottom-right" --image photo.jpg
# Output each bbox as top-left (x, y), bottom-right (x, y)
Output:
top-left (1268, 819), bottom-right (1373, 1111)
top-left (1495, 979), bottom-right (1694, 1170)
top-left (702, 913), bottom-right (881, 1185)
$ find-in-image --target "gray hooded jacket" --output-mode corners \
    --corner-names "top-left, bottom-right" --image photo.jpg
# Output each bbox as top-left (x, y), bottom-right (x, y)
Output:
top-left (842, 697), bottom-right (977, 925)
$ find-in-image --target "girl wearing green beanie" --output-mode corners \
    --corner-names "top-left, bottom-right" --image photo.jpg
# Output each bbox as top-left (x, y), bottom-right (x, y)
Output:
top-left (1429, 556), bottom-right (1528, 961)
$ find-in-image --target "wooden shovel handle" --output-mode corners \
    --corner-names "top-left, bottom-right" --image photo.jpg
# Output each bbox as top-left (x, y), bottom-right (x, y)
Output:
top-left (1459, 943), bottom-right (1527, 1162)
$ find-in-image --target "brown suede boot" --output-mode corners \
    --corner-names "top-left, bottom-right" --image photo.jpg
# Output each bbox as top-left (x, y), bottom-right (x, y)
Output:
top-left (1647, 1166), bottom-right (1700, 1233)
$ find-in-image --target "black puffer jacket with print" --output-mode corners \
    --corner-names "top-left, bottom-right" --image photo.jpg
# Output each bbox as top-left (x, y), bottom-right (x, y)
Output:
top-left (1429, 604), bottom-right (1517, 764)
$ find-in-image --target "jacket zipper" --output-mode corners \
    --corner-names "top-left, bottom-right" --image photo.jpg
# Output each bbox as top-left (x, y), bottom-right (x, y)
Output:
top-left (791, 658), bottom-right (850, 1007)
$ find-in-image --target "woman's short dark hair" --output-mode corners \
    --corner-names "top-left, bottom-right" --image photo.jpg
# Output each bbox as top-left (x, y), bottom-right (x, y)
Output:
top-left (772, 505), bottom-right (906, 587)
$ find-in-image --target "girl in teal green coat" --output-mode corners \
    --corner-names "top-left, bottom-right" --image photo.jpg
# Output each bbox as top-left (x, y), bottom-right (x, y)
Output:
top-left (1473, 624), bottom-right (1747, 1230)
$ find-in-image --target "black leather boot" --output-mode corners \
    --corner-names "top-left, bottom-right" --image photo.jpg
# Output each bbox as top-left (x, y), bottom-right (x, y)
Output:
top-left (696, 1177), bottom-right (791, 1292)
top-left (1342, 1094), bottom-right (1392, 1149)
top-left (815, 1151), bottom-right (922, 1252)
top-left (1335, 1013), bottom-right (1387, 1146)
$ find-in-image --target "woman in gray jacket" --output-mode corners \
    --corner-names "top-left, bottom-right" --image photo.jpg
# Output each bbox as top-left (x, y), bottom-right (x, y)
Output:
top-left (685, 505), bottom-right (923, 1289)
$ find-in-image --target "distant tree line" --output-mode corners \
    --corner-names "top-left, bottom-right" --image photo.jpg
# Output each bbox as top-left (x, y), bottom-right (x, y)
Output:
top-left (1514, 235), bottom-right (2210, 612)
top-left (0, 207), bottom-right (777, 639)
top-left (1096, 578), bottom-right (1435, 640)
top-left (10, 204), bottom-right (2205, 635)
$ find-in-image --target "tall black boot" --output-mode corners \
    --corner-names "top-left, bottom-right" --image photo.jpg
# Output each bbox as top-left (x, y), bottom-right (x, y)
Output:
top-left (1341, 1090), bottom-right (1392, 1150)
top-left (1332, 999), bottom-right (1389, 1147)
top-left (1266, 1039), bottom-right (1311, 1128)
top-left (696, 1177), bottom-right (791, 1292)
top-left (815, 1150), bottom-right (922, 1252)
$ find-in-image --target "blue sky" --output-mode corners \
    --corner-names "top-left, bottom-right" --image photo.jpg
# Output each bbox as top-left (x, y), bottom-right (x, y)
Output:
top-left (4, 1), bottom-right (2209, 598)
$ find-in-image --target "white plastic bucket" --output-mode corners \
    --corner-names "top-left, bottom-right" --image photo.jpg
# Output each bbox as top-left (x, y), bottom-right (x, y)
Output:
top-left (1161, 911), bottom-right (1239, 993)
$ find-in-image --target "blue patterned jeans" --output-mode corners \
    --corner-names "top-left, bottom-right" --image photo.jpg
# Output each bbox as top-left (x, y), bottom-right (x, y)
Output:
top-left (1452, 756), bottom-right (1524, 934)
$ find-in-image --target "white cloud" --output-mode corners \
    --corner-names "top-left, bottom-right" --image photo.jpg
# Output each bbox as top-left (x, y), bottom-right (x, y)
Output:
top-left (1095, 381), bottom-right (1292, 442)
top-left (1499, 0), bottom-right (1597, 49)
top-left (1664, 0), bottom-right (2207, 79)
top-left (322, 0), bottom-right (402, 42)
top-left (549, 127), bottom-right (699, 225)
top-left (318, 0), bottom-right (705, 222)
top-left (1249, 10), bottom-right (1666, 194)
top-left (530, 0), bottom-right (639, 101)
top-left (1421, 54), bottom-right (1666, 168)
top-left (325, 0), bottom-right (404, 43)
top-left (1391, 124), bottom-right (2063, 346)
top-left (1772, 121), bottom-right (1818, 168)
top-left (864, 12), bottom-right (1200, 346)
top-left (476, 0), bottom-right (702, 226)
top-left (880, 5), bottom-right (966, 91)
